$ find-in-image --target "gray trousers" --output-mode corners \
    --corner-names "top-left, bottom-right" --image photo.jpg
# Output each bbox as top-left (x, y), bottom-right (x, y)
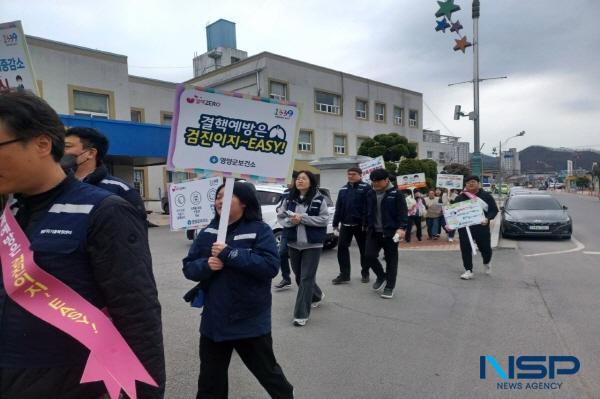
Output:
top-left (289, 247), bottom-right (323, 319)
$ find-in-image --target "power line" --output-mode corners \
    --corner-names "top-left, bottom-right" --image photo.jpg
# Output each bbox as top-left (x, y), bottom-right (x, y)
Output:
top-left (423, 100), bottom-right (458, 137)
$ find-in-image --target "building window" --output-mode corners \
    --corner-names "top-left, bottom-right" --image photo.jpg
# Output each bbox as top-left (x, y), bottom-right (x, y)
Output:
top-left (334, 134), bottom-right (347, 155)
top-left (298, 130), bottom-right (313, 152)
top-left (315, 90), bottom-right (341, 115)
top-left (133, 168), bottom-right (146, 198)
top-left (439, 152), bottom-right (446, 164)
top-left (73, 90), bottom-right (110, 119)
top-left (393, 106), bottom-right (404, 126)
top-left (427, 151), bottom-right (433, 159)
top-left (355, 99), bottom-right (368, 119)
top-left (131, 108), bottom-right (144, 123)
top-left (269, 80), bottom-right (288, 101)
top-left (409, 110), bottom-right (418, 128)
top-left (161, 111), bottom-right (173, 126)
top-left (231, 56), bottom-right (240, 64)
top-left (375, 102), bottom-right (386, 122)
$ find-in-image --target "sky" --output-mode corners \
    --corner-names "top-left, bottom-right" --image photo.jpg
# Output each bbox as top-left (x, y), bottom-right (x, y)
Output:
top-left (3, 0), bottom-right (599, 155)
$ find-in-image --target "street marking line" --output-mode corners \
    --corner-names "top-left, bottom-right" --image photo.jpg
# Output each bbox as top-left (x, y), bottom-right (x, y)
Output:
top-left (523, 236), bottom-right (585, 257)
top-left (583, 251), bottom-right (600, 255)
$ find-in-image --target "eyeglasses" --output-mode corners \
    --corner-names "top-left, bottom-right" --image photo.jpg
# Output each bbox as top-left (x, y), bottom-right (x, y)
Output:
top-left (0, 138), bottom-right (23, 148)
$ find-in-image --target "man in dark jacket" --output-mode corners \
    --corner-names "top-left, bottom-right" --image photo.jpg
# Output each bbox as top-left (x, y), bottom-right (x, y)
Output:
top-left (332, 167), bottom-right (372, 284)
top-left (63, 127), bottom-right (147, 220)
top-left (365, 169), bottom-right (408, 299)
top-left (454, 175), bottom-right (499, 280)
top-left (0, 91), bottom-right (165, 398)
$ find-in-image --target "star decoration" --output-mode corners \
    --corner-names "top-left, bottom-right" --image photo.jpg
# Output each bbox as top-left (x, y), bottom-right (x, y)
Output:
top-left (453, 36), bottom-right (472, 53)
top-left (435, 18), bottom-right (451, 32)
top-left (450, 20), bottom-right (463, 34)
top-left (435, 0), bottom-right (461, 19)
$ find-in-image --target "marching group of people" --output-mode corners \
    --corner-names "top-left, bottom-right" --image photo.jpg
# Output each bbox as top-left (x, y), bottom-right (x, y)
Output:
top-left (0, 90), bottom-right (498, 398)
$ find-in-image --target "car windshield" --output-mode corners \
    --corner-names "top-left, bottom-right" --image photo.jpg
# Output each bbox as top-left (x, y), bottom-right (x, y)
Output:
top-left (506, 196), bottom-right (562, 211)
top-left (256, 191), bottom-right (282, 206)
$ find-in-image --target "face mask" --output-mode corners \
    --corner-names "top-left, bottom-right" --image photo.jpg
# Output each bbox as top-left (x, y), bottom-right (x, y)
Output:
top-left (60, 150), bottom-right (90, 174)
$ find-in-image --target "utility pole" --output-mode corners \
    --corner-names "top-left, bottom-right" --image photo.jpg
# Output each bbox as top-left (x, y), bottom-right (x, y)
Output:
top-left (472, 0), bottom-right (481, 178)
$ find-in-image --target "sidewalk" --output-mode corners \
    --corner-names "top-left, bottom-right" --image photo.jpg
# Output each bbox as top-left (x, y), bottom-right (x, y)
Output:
top-left (401, 218), bottom-right (501, 251)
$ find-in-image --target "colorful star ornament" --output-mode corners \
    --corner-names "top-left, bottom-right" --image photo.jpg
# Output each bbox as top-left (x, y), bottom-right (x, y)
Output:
top-left (453, 36), bottom-right (472, 53)
top-left (435, 0), bottom-right (461, 19)
top-left (450, 20), bottom-right (463, 34)
top-left (435, 18), bottom-right (451, 32)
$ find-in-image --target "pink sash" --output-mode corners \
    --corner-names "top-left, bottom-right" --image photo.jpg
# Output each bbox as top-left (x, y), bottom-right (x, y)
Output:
top-left (0, 206), bottom-right (156, 399)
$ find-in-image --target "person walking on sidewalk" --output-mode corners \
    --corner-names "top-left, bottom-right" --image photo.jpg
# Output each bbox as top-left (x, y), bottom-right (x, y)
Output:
top-left (424, 189), bottom-right (442, 240)
top-left (454, 176), bottom-right (499, 280)
top-left (405, 190), bottom-right (425, 243)
top-left (183, 182), bottom-right (294, 398)
top-left (277, 171), bottom-right (329, 327)
top-left (331, 167), bottom-right (372, 285)
top-left (365, 169), bottom-right (408, 299)
top-left (273, 171), bottom-right (299, 290)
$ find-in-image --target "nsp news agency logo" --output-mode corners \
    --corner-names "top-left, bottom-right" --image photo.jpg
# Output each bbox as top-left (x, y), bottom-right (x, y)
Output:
top-left (480, 355), bottom-right (580, 391)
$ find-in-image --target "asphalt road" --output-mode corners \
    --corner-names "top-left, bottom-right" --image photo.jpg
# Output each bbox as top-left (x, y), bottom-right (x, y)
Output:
top-left (152, 192), bottom-right (599, 398)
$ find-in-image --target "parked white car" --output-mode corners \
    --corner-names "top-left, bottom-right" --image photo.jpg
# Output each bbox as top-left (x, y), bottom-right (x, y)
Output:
top-left (187, 184), bottom-right (338, 250)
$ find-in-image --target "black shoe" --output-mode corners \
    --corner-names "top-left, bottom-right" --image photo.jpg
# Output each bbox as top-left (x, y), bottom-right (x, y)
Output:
top-left (332, 275), bottom-right (350, 285)
top-left (372, 277), bottom-right (386, 291)
top-left (274, 279), bottom-right (292, 290)
top-left (361, 276), bottom-right (370, 283)
top-left (381, 288), bottom-right (394, 299)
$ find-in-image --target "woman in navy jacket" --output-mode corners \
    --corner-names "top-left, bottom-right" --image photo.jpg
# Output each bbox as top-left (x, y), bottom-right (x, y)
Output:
top-left (183, 182), bottom-right (294, 399)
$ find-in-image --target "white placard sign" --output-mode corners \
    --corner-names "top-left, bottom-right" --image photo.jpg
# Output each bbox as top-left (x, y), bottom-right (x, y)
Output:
top-left (168, 177), bottom-right (222, 231)
top-left (359, 156), bottom-right (385, 183)
top-left (437, 174), bottom-right (464, 190)
top-left (0, 21), bottom-right (39, 95)
top-left (398, 173), bottom-right (427, 190)
top-left (443, 200), bottom-right (486, 230)
top-left (167, 85), bottom-right (299, 183)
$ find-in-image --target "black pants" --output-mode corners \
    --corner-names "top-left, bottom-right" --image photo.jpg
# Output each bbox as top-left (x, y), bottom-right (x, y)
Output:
top-left (279, 234), bottom-right (291, 281)
top-left (337, 225), bottom-right (368, 279)
top-left (458, 224), bottom-right (492, 271)
top-left (365, 232), bottom-right (399, 290)
top-left (0, 365), bottom-right (107, 399)
top-left (405, 216), bottom-right (422, 242)
top-left (197, 334), bottom-right (293, 399)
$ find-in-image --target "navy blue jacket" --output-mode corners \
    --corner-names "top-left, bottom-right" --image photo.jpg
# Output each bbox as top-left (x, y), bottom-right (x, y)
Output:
top-left (366, 186), bottom-right (409, 237)
top-left (182, 218), bottom-right (280, 342)
top-left (0, 176), bottom-right (165, 397)
top-left (333, 181), bottom-right (371, 228)
top-left (84, 164), bottom-right (147, 220)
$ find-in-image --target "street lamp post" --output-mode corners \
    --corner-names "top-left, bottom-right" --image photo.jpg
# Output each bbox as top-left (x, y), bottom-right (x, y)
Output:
top-left (472, 0), bottom-right (481, 179)
top-left (498, 130), bottom-right (525, 199)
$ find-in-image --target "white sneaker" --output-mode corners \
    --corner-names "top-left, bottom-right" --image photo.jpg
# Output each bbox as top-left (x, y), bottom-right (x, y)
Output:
top-left (311, 293), bottom-right (325, 308)
top-left (448, 237), bottom-right (454, 242)
top-left (293, 318), bottom-right (308, 327)
top-left (483, 263), bottom-right (492, 274)
top-left (460, 270), bottom-right (474, 280)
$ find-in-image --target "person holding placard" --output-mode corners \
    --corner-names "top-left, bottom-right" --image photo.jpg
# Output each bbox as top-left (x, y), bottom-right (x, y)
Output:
top-left (365, 169), bottom-right (408, 299)
top-left (277, 171), bottom-right (329, 327)
top-left (424, 189), bottom-right (442, 240)
top-left (454, 176), bottom-right (499, 280)
top-left (405, 190), bottom-right (425, 242)
top-left (332, 167), bottom-right (372, 285)
top-left (183, 182), bottom-right (294, 398)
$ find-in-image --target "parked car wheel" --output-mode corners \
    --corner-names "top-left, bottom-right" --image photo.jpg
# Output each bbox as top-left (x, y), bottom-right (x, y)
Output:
top-left (186, 229), bottom-right (196, 240)
top-left (273, 229), bottom-right (283, 249)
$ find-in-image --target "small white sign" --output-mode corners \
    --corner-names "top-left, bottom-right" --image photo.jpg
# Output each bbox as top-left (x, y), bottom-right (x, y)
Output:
top-left (359, 156), bottom-right (385, 183)
top-left (443, 200), bottom-right (485, 230)
top-left (398, 173), bottom-right (426, 190)
top-left (168, 176), bottom-right (222, 231)
top-left (437, 174), bottom-right (464, 190)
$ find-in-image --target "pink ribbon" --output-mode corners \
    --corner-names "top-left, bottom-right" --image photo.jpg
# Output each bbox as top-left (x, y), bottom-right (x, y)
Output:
top-left (0, 205), bottom-right (157, 399)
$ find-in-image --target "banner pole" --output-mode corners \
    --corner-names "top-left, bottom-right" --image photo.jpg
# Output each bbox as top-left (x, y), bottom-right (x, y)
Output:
top-left (217, 177), bottom-right (235, 243)
top-left (466, 226), bottom-right (477, 255)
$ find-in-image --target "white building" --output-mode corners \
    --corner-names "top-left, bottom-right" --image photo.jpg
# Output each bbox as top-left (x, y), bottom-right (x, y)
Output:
top-left (501, 147), bottom-right (520, 175)
top-left (422, 129), bottom-right (470, 170)
top-left (187, 51), bottom-right (424, 174)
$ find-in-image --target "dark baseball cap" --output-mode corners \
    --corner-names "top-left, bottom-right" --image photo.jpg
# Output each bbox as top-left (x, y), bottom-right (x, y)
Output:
top-left (465, 175), bottom-right (480, 183)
